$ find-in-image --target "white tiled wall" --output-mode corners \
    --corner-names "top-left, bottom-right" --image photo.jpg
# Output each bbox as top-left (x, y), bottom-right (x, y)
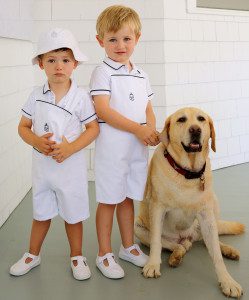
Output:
top-left (163, 0), bottom-right (249, 169)
top-left (0, 38), bottom-right (34, 227)
top-left (1, 0), bottom-right (249, 226)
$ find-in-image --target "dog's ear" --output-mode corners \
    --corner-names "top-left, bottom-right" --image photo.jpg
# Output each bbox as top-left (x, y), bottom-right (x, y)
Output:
top-left (208, 116), bottom-right (216, 152)
top-left (159, 116), bottom-right (171, 147)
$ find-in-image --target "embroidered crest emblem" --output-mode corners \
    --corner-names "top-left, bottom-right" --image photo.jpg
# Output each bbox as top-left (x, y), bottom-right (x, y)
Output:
top-left (44, 123), bottom-right (49, 132)
top-left (129, 92), bottom-right (135, 101)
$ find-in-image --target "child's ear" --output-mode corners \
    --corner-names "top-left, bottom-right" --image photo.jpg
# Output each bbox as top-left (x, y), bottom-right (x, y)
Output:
top-left (135, 32), bottom-right (141, 44)
top-left (38, 58), bottom-right (44, 70)
top-left (96, 35), bottom-right (104, 47)
top-left (74, 61), bottom-right (78, 69)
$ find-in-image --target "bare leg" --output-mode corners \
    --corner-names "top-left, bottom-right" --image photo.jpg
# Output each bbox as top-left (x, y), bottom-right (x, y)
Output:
top-left (96, 203), bottom-right (116, 266)
top-left (65, 221), bottom-right (83, 266)
top-left (26, 219), bottom-right (51, 263)
top-left (116, 198), bottom-right (139, 255)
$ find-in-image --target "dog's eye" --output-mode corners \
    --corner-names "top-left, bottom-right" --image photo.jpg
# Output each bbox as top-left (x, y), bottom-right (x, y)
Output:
top-left (177, 117), bottom-right (187, 123)
top-left (197, 116), bottom-right (206, 122)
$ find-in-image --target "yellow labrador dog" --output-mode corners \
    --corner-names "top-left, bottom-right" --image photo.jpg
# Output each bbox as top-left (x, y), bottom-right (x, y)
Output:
top-left (135, 107), bottom-right (244, 298)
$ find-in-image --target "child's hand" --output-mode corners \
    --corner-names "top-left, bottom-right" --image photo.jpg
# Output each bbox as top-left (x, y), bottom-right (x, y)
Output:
top-left (48, 136), bottom-right (73, 163)
top-left (135, 125), bottom-right (159, 146)
top-left (34, 133), bottom-right (55, 155)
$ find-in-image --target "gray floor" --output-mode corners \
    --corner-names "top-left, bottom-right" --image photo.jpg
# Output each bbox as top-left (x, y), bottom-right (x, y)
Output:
top-left (0, 163), bottom-right (248, 300)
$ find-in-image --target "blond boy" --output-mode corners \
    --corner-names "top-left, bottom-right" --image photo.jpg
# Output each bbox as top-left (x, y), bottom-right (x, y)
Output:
top-left (90, 5), bottom-right (159, 279)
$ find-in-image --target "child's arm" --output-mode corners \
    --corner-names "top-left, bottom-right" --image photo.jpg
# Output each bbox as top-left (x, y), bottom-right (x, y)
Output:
top-left (145, 101), bottom-right (159, 146)
top-left (93, 95), bottom-right (158, 146)
top-left (146, 101), bottom-right (156, 130)
top-left (49, 119), bottom-right (99, 163)
top-left (18, 116), bottom-right (55, 155)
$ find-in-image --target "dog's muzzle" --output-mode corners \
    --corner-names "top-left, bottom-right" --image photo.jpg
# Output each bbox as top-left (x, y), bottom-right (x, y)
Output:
top-left (182, 125), bottom-right (202, 153)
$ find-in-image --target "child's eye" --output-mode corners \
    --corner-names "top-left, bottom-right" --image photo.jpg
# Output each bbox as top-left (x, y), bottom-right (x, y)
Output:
top-left (109, 38), bottom-right (116, 42)
top-left (63, 59), bottom-right (70, 63)
top-left (124, 37), bottom-right (131, 41)
top-left (48, 59), bottom-right (55, 63)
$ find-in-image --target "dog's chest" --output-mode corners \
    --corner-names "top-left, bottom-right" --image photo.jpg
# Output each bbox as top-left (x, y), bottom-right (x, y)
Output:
top-left (163, 208), bottom-right (197, 232)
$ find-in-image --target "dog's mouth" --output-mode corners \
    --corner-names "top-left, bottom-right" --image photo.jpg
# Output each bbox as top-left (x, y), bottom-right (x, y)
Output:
top-left (181, 141), bottom-right (202, 153)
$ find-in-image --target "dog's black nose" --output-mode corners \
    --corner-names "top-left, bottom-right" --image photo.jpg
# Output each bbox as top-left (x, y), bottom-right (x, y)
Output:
top-left (189, 125), bottom-right (201, 136)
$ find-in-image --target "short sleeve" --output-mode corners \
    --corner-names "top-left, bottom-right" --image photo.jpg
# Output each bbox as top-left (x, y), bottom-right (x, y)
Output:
top-left (78, 90), bottom-right (97, 125)
top-left (145, 73), bottom-right (154, 100)
top-left (21, 89), bottom-right (36, 119)
top-left (89, 66), bottom-right (111, 96)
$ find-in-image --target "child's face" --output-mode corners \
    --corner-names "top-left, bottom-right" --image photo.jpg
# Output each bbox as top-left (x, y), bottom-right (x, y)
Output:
top-left (38, 49), bottom-right (78, 85)
top-left (97, 24), bottom-right (140, 66)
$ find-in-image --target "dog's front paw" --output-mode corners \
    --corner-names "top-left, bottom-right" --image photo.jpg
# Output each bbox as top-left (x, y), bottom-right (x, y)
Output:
top-left (219, 276), bottom-right (243, 298)
top-left (142, 263), bottom-right (161, 278)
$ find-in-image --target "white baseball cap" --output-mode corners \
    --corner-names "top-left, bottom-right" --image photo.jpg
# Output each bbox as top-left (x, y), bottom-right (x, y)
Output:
top-left (32, 28), bottom-right (88, 65)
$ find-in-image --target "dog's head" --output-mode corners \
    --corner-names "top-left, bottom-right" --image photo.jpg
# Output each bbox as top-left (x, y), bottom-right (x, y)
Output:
top-left (159, 107), bottom-right (216, 153)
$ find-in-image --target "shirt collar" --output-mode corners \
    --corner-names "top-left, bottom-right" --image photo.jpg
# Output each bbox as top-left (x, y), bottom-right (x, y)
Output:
top-left (43, 81), bottom-right (51, 94)
top-left (103, 57), bottom-right (140, 74)
top-left (43, 79), bottom-right (77, 95)
top-left (42, 79), bottom-right (78, 107)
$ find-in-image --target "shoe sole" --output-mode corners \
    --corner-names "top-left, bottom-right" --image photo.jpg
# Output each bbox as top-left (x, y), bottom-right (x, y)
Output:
top-left (72, 273), bottom-right (91, 280)
top-left (118, 253), bottom-right (146, 267)
top-left (96, 264), bottom-right (124, 279)
top-left (10, 260), bottom-right (41, 276)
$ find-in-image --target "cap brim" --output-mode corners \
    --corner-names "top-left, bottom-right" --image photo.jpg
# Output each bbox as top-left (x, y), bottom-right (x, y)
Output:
top-left (31, 46), bottom-right (88, 65)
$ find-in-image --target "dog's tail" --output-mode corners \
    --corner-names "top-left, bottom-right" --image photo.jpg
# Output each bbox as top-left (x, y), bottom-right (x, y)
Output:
top-left (218, 220), bottom-right (245, 235)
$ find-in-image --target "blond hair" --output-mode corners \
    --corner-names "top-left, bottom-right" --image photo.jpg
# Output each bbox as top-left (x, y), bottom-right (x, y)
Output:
top-left (96, 5), bottom-right (141, 39)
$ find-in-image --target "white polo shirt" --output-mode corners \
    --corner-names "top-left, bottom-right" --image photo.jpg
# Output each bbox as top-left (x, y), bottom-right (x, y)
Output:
top-left (21, 80), bottom-right (96, 223)
top-left (89, 57), bottom-right (153, 204)
top-left (22, 80), bottom-right (96, 136)
top-left (90, 57), bottom-right (154, 124)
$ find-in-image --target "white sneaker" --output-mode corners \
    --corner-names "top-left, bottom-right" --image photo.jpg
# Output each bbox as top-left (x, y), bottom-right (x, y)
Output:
top-left (10, 253), bottom-right (41, 276)
top-left (96, 253), bottom-right (124, 279)
top-left (119, 244), bottom-right (148, 267)
top-left (71, 256), bottom-right (91, 280)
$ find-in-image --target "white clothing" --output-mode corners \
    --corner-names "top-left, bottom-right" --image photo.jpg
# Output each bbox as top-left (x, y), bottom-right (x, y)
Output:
top-left (22, 80), bottom-right (96, 223)
top-left (90, 57), bottom-right (153, 204)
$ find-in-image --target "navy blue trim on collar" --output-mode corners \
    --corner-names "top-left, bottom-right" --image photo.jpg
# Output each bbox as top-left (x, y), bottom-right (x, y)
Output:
top-left (103, 61), bottom-right (124, 70)
top-left (36, 100), bottom-right (72, 115)
top-left (43, 84), bottom-right (51, 94)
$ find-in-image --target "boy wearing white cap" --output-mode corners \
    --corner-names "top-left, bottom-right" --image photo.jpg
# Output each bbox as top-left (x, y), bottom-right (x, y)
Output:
top-left (90, 5), bottom-right (159, 279)
top-left (10, 28), bottom-right (99, 280)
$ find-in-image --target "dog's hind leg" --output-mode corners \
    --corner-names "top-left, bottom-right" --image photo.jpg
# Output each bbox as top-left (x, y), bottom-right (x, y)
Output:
top-left (218, 220), bottom-right (245, 235)
top-left (168, 244), bottom-right (187, 267)
top-left (161, 237), bottom-right (190, 268)
top-left (220, 241), bottom-right (240, 260)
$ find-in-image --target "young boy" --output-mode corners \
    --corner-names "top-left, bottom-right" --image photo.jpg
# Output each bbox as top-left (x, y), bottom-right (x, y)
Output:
top-left (90, 5), bottom-right (159, 279)
top-left (10, 28), bottom-right (99, 280)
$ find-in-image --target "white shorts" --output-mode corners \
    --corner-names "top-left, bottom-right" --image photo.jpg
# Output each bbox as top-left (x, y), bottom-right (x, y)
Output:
top-left (32, 150), bottom-right (89, 224)
top-left (95, 124), bottom-right (148, 204)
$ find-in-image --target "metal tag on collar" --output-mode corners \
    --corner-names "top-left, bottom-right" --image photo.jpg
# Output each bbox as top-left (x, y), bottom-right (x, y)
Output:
top-left (200, 174), bottom-right (205, 191)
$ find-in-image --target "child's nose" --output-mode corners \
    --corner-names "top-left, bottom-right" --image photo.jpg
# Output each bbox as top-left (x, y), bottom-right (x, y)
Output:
top-left (117, 40), bottom-right (124, 48)
top-left (55, 61), bottom-right (63, 70)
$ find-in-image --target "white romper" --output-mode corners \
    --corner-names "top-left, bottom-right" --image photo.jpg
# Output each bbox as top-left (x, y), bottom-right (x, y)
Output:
top-left (22, 80), bottom-right (96, 224)
top-left (90, 57), bottom-right (154, 204)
